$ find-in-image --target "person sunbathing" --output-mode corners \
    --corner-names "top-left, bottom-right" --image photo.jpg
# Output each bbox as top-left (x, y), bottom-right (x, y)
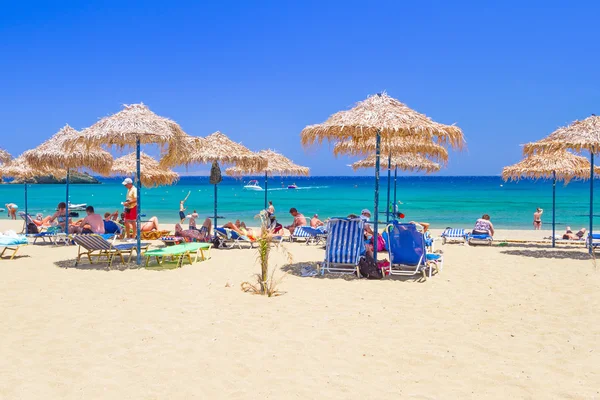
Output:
top-left (175, 220), bottom-right (211, 242)
top-left (141, 216), bottom-right (160, 232)
top-left (222, 219), bottom-right (256, 239)
top-left (104, 211), bottom-right (119, 221)
top-left (409, 221), bottom-right (430, 233)
top-left (69, 206), bottom-right (105, 234)
top-left (310, 214), bottom-right (324, 228)
top-left (562, 226), bottom-right (586, 240)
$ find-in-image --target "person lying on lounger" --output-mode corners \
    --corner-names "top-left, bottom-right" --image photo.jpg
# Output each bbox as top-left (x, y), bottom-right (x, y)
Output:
top-left (222, 220), bottom-right (256, 240)
top-left (175, 220), bottom-right (212, 242)
top-left (562, 226), bottom-right (586, 240)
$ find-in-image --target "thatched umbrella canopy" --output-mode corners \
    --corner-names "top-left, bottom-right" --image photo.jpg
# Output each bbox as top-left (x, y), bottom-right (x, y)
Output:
top-left (502, 150), bottom-right (597, 184)
top-left (160, 131), bottom-right (267, 172)
top-left (160, 131), bottom-right (267, 232)
top-left (300, 92), bottom-right (464, 261)
top-left (300, 92), bottom-right (465, 149)
top-left (225, 149), bottom-right (308, 209)
top-left (62, 103), bottom-right (187, 265)
top-left (111, 152), bottom-right (178, 187)
top-left (350, 153), bottom-right (441, 173)
top-left (0, 148), bottom-right (12, 165)
top-left (23, 124), bottom-right (113, 175)
top-left (0, 155), bottom-right (66, 181)
top-left (225, 149), bottom-right (309, 177)
top-left (522, 115), bottom-right (600, 251)
top-left (333, 138), bottom-right (449, 164)
top-left (502, 149), bottom-right (600, 248)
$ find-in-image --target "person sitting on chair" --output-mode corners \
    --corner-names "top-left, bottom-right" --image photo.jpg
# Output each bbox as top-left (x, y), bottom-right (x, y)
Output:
top-left (472, 214), bottom-right (495, 237)
top-left (69, 206), bottom-right (105, 234)
top-left (310, 214), bottom-right (324, 228)
top-left (285, 208), bottom-right (306, 235)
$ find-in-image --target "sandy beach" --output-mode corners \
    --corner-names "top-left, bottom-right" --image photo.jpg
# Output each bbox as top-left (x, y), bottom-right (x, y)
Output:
top-left (0, 219), bottom-right (598, 399)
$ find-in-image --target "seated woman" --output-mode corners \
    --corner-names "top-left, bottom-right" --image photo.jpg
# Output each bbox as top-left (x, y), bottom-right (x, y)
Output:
top-left (472, 214), bottom-right (495, 237)
top-left (175, 218), bottom-right (212, 241)
top-left (41, 202), bottom-right (70, 231)
top-left (562, 226), bottom-right (586, 240)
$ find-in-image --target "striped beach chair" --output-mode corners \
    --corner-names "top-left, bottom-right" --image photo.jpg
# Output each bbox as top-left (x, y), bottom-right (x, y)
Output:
top-left (321, 218), bottom-right (365, 275)
top-left (441, 228), bottom-right (467, 244)
top-left (386, 222), bottom-right (443, 279)
top-left (72, 234), bottom-right (150, 268)
top-left (292, 225), bottom-right (327, 245)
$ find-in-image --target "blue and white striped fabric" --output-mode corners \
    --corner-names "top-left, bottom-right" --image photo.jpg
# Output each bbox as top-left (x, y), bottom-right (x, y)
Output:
top-left (441, 228), bottom-right (466, 238)
top-left (293, 226), bottom-right (325, 238)
top-left (325, 218), bottom-right (365, 266)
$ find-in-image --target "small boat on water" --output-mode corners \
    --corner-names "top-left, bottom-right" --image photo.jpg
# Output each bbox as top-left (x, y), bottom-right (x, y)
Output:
top-left (287, 183), bottom-right (298, 189)
top-left (68, 202), bottom-right (87, 211)
top-left (243, 180), bottom-right (263, 191)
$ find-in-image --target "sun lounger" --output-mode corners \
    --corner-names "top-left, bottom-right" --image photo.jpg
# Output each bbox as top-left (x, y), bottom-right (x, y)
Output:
top-left (215, 227), bottom-right (256, 249)
top-left (441, 228), bottom-right (467, 244)
top-left (29, 226), bottom-right (69, 245)
top-left (386, 222), bottom-right (443, 278)
top-left (321, 217), bottom-right (365, 275)
top-left (0, 235), bottom-right (28, 260)
top-left (467, 233), bottom-right (493, 246)
top-left (144, 242), bottom-right (213, 267)
top-left (292, 226), bottom-right (327, 245)
top-left (71, 234), bottom-right (150, 268)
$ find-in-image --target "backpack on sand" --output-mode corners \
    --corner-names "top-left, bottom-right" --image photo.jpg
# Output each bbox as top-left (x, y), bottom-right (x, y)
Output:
top-left (358, 254), bottom-right (382, 279)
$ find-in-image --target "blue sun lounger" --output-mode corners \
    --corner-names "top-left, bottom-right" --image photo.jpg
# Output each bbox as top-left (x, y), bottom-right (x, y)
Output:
top-left (386, 222), bottom-right (443, 279)
top-left (215, 227), bottom-right (256, 249)
top-left (292, 225), bottom-right (327, 245)
top-left (321, 218), bottom-right (365, 275)
top-left (467, 232), bottom-right (493, 246)
top-left (441, 228), bottom-right (467, 244)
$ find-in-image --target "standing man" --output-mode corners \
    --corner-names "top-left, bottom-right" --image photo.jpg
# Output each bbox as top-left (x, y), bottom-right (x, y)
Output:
top-left (179, 191), bottom-right (191, 223)
top-left (122, 178), bottom-right (137, 239)
top-left (533, 207), bottom-right (543, 230)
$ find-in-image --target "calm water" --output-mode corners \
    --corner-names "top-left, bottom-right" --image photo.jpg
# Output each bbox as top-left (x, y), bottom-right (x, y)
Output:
top-left (1, 176), bottom-right (598, 230)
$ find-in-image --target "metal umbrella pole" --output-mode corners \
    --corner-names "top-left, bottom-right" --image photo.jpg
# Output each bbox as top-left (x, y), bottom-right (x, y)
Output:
top-left (373, 130), bottom-right (381, 262)
top-left (136, 138), bottom-right (142, 265)
top-left (590, 150), bottom-right (594, 253)
top-left (24, 183), bottom-right (28, 234)
top-left (213, 183), bottom-right (218, 238)
top-left (386, 153), bottom-right (391, 223)
top-left (264, 171), bottom-right (268, 210)
top-left (552, 170), bottom-right (556, 248)
top-left (393, 166), bottom-right (398, 216)
top-left (65, 169), bottom-right (70, 234)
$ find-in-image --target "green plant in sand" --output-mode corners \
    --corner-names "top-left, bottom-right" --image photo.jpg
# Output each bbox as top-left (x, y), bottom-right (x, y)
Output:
top-left (241, 222), bottom-right (292, 297)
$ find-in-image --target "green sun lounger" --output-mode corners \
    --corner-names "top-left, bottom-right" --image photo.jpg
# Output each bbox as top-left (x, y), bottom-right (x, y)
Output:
top-left (144, 242), bottom-right (212, 268)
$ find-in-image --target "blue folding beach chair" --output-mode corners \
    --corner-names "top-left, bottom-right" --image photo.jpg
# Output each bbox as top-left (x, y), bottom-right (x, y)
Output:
top-left (321, 218), bottom-right (365, 275)
top-left (214, 227), bottom-right (256, 249)
top-left (292, 225), bottom-right (327, 245)
top-left (386, 222), bottom-right (443, 279)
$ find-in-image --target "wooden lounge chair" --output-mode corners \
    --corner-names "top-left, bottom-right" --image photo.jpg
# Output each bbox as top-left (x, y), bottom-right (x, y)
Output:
top-left (144, 242), bottom-right (212, 268)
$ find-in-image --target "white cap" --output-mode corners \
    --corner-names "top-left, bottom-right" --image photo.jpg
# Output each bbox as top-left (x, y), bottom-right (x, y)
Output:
top-left (122, 178), bottom-right (133, 185)
top-left (361, 209), bottom-right (371, 216)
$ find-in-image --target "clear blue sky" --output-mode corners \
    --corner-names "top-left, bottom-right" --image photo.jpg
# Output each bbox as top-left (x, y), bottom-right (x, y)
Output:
top-left (1, 0), bottom-right (598, 176)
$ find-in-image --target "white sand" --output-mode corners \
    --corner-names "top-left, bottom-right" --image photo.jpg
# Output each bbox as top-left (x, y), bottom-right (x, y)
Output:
top-left (0, 219), bottom-right (598, 399)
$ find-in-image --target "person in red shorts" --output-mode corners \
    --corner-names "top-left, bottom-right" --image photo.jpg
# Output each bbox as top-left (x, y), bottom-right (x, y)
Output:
top-left (122, 178), bottom-right (138, 239)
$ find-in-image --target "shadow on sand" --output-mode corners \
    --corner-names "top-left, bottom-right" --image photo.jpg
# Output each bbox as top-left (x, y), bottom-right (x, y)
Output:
top-left (280, 262), bottom-right (428, 282)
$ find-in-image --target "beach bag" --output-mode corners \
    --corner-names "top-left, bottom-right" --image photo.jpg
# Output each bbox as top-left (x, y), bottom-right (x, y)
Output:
top-left (209, 161), bottom-right (222, 185)
top-left (212, 235), bottom-right (228, 249)
top-left (26, 222), bottom-right (39, 234)
top-left (370, 234), bottom-right (386, 252)
top-left (358, 255), bottom-right (382, 279)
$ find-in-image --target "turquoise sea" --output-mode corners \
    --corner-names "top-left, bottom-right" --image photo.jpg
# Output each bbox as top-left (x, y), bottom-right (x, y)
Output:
top-left (1, 176), bottom-right (598, 230)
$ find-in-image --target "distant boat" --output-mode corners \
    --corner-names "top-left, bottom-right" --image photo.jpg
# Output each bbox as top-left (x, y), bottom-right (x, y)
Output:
top-left (68, 202), bottom-right (87, 211)
top-left (243, 180), bottom-right (263, 191)
top-left (287, 183), bottom-right (298, 189)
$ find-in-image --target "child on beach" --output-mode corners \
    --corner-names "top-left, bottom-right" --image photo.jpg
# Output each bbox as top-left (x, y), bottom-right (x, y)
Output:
top-left (179, 191), bottom-right (191, 223)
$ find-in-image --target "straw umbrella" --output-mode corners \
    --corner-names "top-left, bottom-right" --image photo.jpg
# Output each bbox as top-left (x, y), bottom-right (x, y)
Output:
top-left (335, 138), bottom-right (448, 222)
top-left (161, 131), bottom-right (267, 232)
top-left (24, 124), bottom-right (113, 234)
top-left (111, 152), bottom-right (179, 187)
top-left (63, 103), bottom-right (186, 265)
top-left (523, 115), bottom-right (600, 251)
top-left (502, 150), bottom-right (597, 247)
top-left (0, 148), bottom-right (11, 165)
top-left (225, 149), bottom-right (309, 209)
top-left (301, 92), bottom-right (464, 261)
top-left (0, 156), bottom-right (66, 231)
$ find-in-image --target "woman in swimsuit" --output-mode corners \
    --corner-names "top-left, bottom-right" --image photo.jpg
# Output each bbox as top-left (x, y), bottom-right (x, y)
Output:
top-left (533, 208), bottom-right (543, 230)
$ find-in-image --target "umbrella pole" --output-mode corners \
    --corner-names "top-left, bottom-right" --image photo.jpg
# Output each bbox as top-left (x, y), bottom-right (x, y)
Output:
top-left (552, 171), bottom-right (556, 248)
top-left (65, 168), bottom-right (70, 235)
top-left (373, 130), bottom-right (381, 263)
top-left (24, 183), bottom-right (28, 234)
top-left (386, 153), bottom-right (391, 224)
top-left (393, 166), bottom-right (398, 217)
top-left (214, 184), bottom-right (218, 238)
top-left (590, 150), bottom-right (594, 254)
top-left (136, 138), bottom-right (141, 265)
top-left (264, 171), bottom-right (268, 210)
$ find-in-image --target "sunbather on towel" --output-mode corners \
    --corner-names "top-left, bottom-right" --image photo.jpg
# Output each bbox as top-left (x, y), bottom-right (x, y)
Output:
top-left (562, 226), bottom-right (586, 240)
top-left (472, 214), bottom-right (495, 237)
top-left (175, 222), bottom-right (211, 242)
